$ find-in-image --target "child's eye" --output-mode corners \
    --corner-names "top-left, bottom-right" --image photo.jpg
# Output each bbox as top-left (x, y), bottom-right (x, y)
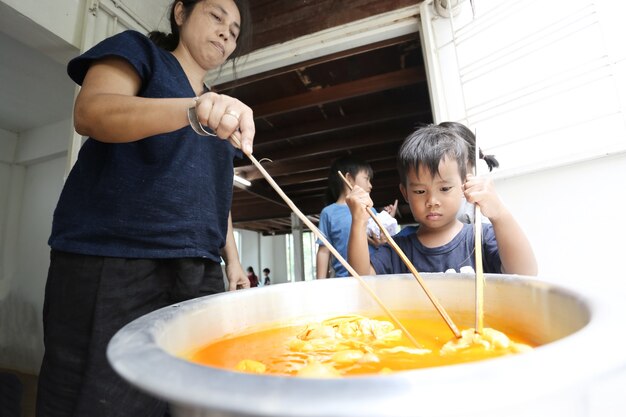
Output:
top-left (441, 186), bottom-right (453, 192)
top-left (211, 12), bottom-right (222, 22)
top-left (413, 190), bottom-right (425, 195)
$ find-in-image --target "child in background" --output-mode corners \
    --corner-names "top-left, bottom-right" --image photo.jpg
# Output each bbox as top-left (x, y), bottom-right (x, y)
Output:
top-left (347, 124), bottom-right (537, 276)
top-left (262, 268), bottom-right (271, 285)
top-left (247, 266), bottom-right (259, 287)
top-left (316, 156), bottom-right (396, 278)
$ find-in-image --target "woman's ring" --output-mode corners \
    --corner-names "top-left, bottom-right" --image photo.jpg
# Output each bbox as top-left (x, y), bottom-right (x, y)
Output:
top-left (224, 110), bottom-right (240, 121)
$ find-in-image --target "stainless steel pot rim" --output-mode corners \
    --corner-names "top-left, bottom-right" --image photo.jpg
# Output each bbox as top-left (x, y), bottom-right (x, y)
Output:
top-left (107, 274), bottom-right (624, 417)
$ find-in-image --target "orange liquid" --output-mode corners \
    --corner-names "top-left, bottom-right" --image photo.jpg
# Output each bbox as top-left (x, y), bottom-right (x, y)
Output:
top-left (185, 315), bottom-right (535, 377)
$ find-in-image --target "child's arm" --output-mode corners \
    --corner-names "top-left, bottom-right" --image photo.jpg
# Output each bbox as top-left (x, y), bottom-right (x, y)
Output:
top-left (464, 175), bottom-right (538, 276)
top-left (346, 186), bottom-right (377, 275)
top-left (316, 246), bottom-right (331, 279)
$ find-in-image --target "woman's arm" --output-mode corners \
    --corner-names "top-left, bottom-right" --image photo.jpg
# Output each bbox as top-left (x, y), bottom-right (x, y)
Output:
top-left (221, 212), bottom-right (249, 291)
top-left (74, 57), bottom-right (254, 153)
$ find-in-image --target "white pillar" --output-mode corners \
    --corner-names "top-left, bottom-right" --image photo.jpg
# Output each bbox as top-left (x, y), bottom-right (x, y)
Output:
top-left (290, 213), bottom-right (305, 281)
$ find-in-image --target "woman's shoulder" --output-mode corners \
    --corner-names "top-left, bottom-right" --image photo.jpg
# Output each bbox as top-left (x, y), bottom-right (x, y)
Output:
top-left (67, 30), bottom-right (164, 86)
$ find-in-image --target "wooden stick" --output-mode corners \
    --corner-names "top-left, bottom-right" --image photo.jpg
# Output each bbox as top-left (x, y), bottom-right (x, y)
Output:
top-left (474, 134), bottom-right (485, 335)
top-left (338, 171), bottom-right (461, 339)
top-left (230, 135), bottom-right (422, 348)
top-left (474, 206), bottom-right (484, 334)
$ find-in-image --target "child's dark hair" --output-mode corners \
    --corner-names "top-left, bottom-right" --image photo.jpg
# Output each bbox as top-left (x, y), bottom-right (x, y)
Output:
top-left (438, 121), bottom-right (499, 172)
top-left (325, 156), bottom-right (374, 205)
top-left (263, 268), bottom-right (270, 274)
top-left (149, 1), bottom-right (252, 65)
top-left (397, 124), bottom-right (468, 185)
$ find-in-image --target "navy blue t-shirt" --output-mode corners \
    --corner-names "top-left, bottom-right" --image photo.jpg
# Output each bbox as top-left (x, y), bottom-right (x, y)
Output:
top-left (49, 30), bottom-right (238, 262)
top-left (370, 223), bottom-right (502, 274)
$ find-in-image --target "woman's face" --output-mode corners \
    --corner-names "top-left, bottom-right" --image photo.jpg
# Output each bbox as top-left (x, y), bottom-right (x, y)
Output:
top-left (176, 0), bottom-right (241, 70)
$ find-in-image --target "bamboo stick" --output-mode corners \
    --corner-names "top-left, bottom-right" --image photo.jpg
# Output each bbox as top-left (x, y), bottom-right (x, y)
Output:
top-left (338, 171), bottom-right (461, 339)
top-left (230, 135), bottom-right (422, 348)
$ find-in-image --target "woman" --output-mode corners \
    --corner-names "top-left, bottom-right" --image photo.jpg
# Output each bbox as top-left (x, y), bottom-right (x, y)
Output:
top-left (36, 1), bottom-right (253, 416)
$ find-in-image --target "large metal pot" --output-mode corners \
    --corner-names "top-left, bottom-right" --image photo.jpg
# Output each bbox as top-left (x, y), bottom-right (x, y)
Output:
top-left (107, 274), bottom-right (626, 417)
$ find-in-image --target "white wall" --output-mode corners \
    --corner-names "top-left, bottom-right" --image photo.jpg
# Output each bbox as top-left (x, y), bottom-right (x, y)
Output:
top-left (0, 136), bottom-right (66, 374)
top-left (420, 0), bottom-right (626, 291)
top-left (0, 0), bottom-right (169, 374)
top-left (237, 231), bottom-right (289, 285)
top-left (0, 130), bottom-right (18, 298)
top-left (260, 234), bottom-right (289, 285)
top-left (0, 0), bottom-right (84, 49)
top-left (238, 229), bottom-right (260, 278)
top-left (494, 152), bottom-right (626, 291)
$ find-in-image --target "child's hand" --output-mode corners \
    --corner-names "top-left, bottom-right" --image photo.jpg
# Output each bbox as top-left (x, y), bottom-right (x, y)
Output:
top-left (346, 186), bottom-right (373, 224)
top-left (383, 199), bottom-right (398, 218)
top-left (368, 233), bottom-right (388, 248)
top-left (463, 174), bottom-right (505, 220)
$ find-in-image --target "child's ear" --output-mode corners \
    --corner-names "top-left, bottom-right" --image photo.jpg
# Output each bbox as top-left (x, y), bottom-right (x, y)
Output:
top-left (399, 183), bottom-right (408, 202)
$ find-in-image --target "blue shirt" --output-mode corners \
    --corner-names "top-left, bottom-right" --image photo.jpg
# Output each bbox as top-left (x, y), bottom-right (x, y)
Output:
top-left (49, 30), bottom-right (238, 262)
top-left (318, 203), bottom-right (377, 277)
top-left (371, 223), bottom-right (502, 274)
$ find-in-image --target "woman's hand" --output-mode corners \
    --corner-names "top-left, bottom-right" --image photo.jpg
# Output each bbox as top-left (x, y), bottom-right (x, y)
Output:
top-left (225, 262), bottom-right (250, 291)
top-left (194, 92), bottom-right (255, 155)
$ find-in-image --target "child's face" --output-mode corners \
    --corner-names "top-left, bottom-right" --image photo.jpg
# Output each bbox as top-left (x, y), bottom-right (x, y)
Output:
top-left (351, 170), bottom-right (372, 193)
top-left (400, 157), bottom-right (464, 231)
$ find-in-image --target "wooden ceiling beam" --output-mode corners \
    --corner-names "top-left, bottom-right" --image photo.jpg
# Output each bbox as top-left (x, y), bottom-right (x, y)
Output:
top-left (243, 144), bottom-right (401, 181)
top-left (216, 33), bottom-right (417, 91)
top-left (254, 105), bottom-right (428, 148)
top-left (252, 67), bottom-right (425, 118)
top-left (239, 128), bottom-right (407, 176)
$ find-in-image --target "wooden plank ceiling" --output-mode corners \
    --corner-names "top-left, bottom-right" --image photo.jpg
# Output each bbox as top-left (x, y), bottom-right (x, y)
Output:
top-left (217, 0), bottom-right (432, 235)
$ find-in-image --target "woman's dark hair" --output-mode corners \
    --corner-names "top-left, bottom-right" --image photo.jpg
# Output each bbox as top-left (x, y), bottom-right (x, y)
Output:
top-left (325, 156), bottom-right (374, 205)
top-left (149, 0), bottom-right (252, 68)
top-left (438, 121), bottom-right (499, 172)
top-left (246, 266), bottom-right (255, 273)
top-left (397, 124), bottom-right (468, 186)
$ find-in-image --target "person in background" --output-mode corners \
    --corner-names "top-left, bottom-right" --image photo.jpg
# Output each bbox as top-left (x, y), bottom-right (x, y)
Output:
top-left (247, 266), bottom-right (259, 287)
top-left (37, 1), bottom-right (253, 416)
top-left (262, 268), bottom-right (271, 285)
top-left (315, 156), bottom-right (397, 278)
top-left (347, 124), bottom-right (537, 276)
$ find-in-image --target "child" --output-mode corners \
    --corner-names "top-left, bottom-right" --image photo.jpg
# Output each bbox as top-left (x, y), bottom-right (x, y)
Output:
top-left (247, 266), bottom-right (259, 287)
top-left (316, 156), bottom-right (375, 278)
top-left (316, 156), bottom-right (395, 278)
top-left (395, 121), bottom-right (499, 237)
top-left (262, 268), bottom-right (271, 285)
top-left (346, 124), bottom-right (537, 276)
